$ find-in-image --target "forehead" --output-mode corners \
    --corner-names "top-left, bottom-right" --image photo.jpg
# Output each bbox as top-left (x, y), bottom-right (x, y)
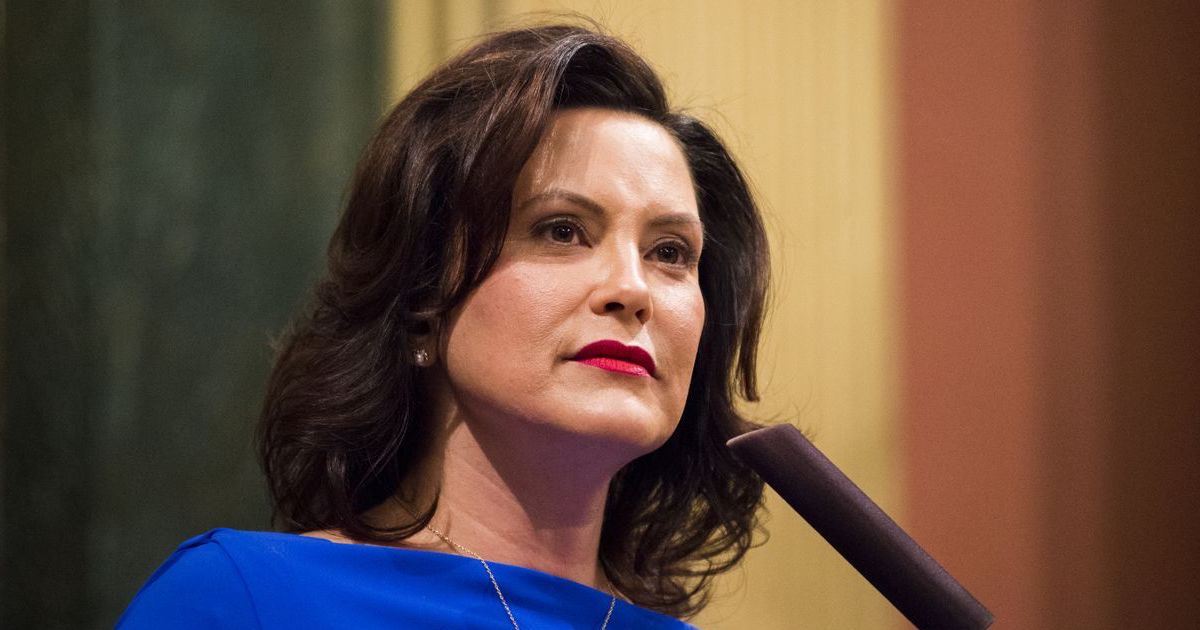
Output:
top-left (512, 108), bottom-right (698, 218)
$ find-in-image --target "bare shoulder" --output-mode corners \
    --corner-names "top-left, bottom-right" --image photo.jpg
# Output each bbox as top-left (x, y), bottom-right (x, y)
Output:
top-left (298, 529), bottom-right (355, 544)
top-left (297, 527), bottom-right (444, 552)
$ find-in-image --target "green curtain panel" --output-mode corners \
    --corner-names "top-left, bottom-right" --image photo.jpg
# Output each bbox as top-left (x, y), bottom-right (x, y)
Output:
top-left (1, 2), bottom-right (386, 627)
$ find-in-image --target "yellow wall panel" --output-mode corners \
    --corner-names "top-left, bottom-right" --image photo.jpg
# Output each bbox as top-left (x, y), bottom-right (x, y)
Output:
top-left (386, 2), bottom-right (900, 627)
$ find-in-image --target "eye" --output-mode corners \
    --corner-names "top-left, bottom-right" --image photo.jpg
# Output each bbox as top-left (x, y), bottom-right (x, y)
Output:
top-left (535, 217), bottom-right (587, 246)
top-left (652, 241), bottom-right (695, 267)
top-left (550, 223), bottom-right (577, 243)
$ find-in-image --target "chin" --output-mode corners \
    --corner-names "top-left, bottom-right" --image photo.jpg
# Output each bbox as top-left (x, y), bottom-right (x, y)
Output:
top-left (555, 401), bottom-right (679, 457)
top-left (459, 384), bottom-right (683, 460)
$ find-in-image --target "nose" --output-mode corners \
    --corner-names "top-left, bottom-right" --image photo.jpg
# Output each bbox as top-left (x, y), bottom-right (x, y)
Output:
top-left (588, 242), bottom-right (652, 325)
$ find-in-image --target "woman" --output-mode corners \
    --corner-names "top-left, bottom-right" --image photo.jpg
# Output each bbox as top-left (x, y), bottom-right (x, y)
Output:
top-left (120, 22), bottom-right (769, 629)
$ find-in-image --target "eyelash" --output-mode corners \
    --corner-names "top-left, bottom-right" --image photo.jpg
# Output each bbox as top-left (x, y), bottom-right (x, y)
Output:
top-left (534, 217), bottom-right (699, 268)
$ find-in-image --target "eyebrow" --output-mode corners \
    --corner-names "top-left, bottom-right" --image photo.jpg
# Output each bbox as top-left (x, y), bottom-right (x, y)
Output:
top-left (515, 188), bottom-right (704, 234)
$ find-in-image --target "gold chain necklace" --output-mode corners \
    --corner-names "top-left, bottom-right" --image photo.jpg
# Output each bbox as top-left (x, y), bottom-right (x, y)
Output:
top-left (425, 525), bottom-right (617, 630)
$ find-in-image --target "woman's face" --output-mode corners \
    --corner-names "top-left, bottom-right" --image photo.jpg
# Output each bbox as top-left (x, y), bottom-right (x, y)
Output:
top-left (440, 108), bottom-right (705, 458)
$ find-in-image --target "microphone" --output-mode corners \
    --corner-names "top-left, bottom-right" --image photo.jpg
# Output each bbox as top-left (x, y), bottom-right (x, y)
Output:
top-left (727, 424), bottom-right (993, 629)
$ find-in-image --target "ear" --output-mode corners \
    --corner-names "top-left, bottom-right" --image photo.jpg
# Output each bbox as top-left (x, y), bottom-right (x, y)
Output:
top-left (407, 316), bottom-right (441, 367)
top-left (412, 347), bottom-right (434, 367)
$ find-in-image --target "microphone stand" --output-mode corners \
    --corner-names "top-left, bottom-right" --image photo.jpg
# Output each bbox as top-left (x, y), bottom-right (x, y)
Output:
top-left (727, 424), bottom-right (994, 629)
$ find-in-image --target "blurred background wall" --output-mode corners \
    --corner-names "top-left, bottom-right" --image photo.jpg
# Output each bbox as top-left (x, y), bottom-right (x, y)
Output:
top-left (899, 2), bottom-right (1199, 628)
top-left (1, 2), bottom-right (388, 627)
top-left (2, 1), bottom-right (1197, 629)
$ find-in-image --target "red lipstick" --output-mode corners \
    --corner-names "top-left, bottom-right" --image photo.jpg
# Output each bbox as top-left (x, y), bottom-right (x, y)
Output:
top-left (572, 340), bottom-right (656, 377)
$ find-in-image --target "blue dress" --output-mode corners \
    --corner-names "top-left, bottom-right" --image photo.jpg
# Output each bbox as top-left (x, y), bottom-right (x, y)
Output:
top-left (117, 528), bottom-right (695, 629)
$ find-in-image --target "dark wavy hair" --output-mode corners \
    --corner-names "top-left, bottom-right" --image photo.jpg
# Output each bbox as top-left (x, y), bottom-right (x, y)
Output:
top-left (257, 22), bottom-right (770, 619)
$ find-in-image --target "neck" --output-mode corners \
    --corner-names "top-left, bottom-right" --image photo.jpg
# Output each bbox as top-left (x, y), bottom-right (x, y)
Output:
top-left (425, 418), bottom-right (618, 589)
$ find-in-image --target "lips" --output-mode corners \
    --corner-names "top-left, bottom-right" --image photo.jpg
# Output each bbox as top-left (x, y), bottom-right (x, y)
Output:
top-left (572, 340), bottom-right (656, 377)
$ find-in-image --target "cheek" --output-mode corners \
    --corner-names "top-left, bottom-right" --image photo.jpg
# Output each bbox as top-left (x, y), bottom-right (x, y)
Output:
top-left (666, 287), bottom-right (706, 356)
top-left (687, 292), bottom-right (706, 347)
top-left (445, 263), bottom-right (576, 371)
top-left (657, 285), bottom-right (706, 395)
